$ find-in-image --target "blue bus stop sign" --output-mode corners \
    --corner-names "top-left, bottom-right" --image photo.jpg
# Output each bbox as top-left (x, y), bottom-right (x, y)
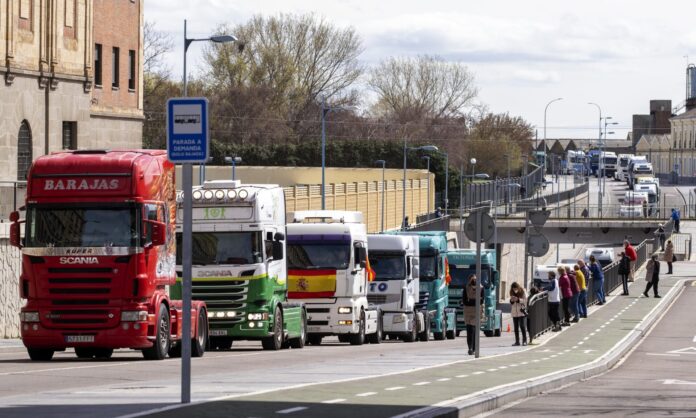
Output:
top-left (166, 97), bottom-right (209, 163)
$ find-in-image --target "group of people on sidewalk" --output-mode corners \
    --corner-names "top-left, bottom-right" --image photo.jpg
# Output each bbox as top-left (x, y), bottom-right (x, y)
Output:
top-left (542, 260), bottom-right (592, 332)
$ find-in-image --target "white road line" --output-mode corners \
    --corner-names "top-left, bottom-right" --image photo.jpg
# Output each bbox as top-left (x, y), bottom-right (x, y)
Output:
top-left (356, 392), bottom-right (377, 397)
top-left (563, 349), bottom-right (571, 353)
top-left (413, 381), bottom-right (430, 386)
top-left (456, 374), bottom-right (469, 378)
top-left (472, 371), bottom-right (485, 375)
top-left (692, 336), bottom-right (696, 343)
top-left (437, 378), bottom-right (451, 382)
top-left (589, 332), bottom-right (596, 336)
top-left (487, 368), bottom-right (498, 372)
top-left (385, 387), bottom-right (405, 391)
top-left (583, 337), bottom-right (590, 341)
top-left (321, 399), bottom-right (346, 404)
top-left (499, 366), bottom-right (508, 369)
top-left (521, 361), bottom-right (529, 365)
top-left (578, 341), bottom-right (584, 345)
top-left (572, 346), bottom-right (578, 349)
top-left (646, 353), bottom-right (680, 357)
top-left (508, 364), bottom-right (517, 367)
top-left (595, 329), bottom-right (601, 332)
top-left (276, 406), bottom-right (308, 414)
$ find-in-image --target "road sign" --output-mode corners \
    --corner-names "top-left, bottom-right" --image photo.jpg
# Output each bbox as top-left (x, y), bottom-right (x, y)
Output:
top-left (464, 211), bottom-right (495, 242)
top-left (167, 97), bottom-right (209, 163)
top-left (529, 209), bottom-right (551, 226)
top-left (527, 233), bottom-right (549, 257)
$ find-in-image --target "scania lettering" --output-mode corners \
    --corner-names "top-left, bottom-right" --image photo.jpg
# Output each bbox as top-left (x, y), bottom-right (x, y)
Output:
top-left (173, 180), bottom-right (306, 351)
top-left (367, 234), bottom-right (428, 342)
top-left (10, 149), bottom-right (207, 361)
top-left (286, 211), bottom-right (381, 346)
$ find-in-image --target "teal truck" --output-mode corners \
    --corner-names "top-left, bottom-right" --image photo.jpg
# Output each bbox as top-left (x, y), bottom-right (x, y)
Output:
top-left (447, 249), bottom-right (502, 337)
top-left (173, 180), bottom-right (306, 351)
top-left (386, 231), bottom-right (457, 340)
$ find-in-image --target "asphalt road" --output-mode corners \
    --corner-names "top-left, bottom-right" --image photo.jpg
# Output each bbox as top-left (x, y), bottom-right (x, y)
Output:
top-left (489, 279), bottom-right (696, 418)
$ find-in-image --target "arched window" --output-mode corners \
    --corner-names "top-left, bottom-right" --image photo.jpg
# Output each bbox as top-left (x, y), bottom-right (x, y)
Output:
top-left (17, 120), bottom-right (32, 180)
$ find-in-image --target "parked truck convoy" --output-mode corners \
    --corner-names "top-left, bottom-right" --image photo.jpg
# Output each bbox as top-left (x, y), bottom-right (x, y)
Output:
top-left (173, 180), bottom-right (306, 351)
top-left (10, 150), bottom-right (208, 361)
top-left (446, 249), bottom-right (502, 337)
top-left (367, 234), bottom-right (429, 342)
top-left (286, 211), bottom-right (381, 345)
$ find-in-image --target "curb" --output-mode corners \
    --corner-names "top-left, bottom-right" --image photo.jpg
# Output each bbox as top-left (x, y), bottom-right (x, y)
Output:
top-left (406, 278), bottom-right (687, 418)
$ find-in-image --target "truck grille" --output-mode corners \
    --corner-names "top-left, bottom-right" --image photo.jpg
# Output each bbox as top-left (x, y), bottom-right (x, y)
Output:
top-left (415, 291), bottom-right (430, 311)
top-left (192, 280), bottom-right (248, 311)
top-left (367, 295), bottom-right (387, 305)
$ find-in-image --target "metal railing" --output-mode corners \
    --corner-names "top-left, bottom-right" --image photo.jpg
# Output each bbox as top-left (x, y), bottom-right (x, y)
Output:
top-left (526, 290), bottom-right (551, 342)
top-left (540, 203), bottom-right (688, 221)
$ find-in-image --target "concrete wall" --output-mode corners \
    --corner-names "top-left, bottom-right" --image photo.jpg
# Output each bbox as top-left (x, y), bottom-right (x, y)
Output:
top-left (0, 225), bottom-right (21, 338)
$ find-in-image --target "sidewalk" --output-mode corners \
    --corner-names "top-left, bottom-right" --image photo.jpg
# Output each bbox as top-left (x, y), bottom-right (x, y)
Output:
top-left (143, 242), bottom-right (693, 418)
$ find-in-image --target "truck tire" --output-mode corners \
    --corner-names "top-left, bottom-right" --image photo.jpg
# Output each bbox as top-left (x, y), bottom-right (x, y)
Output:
top-left (337, 335), bottom-right (349, 343)
top-left (494, 328), bottom-right (501, 337)
top-left (418, 312), bottom-right (430, 342)
top-left (349, 310), bottom-right (366, 346)
top-left (446, 327), bottom-right (456, 340)
top-left (210, 337), bottom-right (233, 351)
top-left (433, 313), bottom-right (446, 341)
top-left (142, 303), bottom-right (170, 360)
top-left (75, 347), bottom-right (95, 359)
top-left (262, 306), bottom-right (283, 351)
top-left (366, 311), bottom-right (382, 344)
top-left (168, 343), bottom-right (182, 358)
top-left (289, 310), bottom-right (306, 349)
top-left (483, 330), bottom-right (494, 337)
top-left (192, 309), bottom-right (207, 357)
top-left (27, 348), bottom-right (54, 361)
top-left (403, 318), bottom-right (417, 343)
top-left (308, 335), bottom-right (323, 346)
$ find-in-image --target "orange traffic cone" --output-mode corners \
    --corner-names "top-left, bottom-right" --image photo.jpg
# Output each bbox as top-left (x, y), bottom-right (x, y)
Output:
top-left (507, 323), bottom-right (511, 333)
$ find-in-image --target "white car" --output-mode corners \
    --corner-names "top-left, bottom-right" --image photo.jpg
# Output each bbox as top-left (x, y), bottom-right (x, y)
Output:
top-left (584, 248), bottom-right (615, 267)
top-left (619, 205), bottom-right (643, 219)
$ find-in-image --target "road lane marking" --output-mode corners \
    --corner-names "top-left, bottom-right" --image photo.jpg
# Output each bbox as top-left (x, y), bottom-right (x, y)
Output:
top-left (472, 371), bottom-right (485, 375)
top-left (693, 336), bottom-right (696, 343)
top-left (456, 374), bottom-right (469, 378)
top-left (521, 361), bottom-right (529, 365)
top-left (572, 346), bottom-right (578, 349)
top-left (413, 381), bottom-right (430, 386)
top-left (356, 392), bottom-right (377, 397)
top-left (276, 406), bottom-right (308, 414)
top-left (660, 379), bottom-right (696, 385)
top-left (437, 378), bottom-right (451, 382)
top-left (583, 337), bottom-right (590, 341)
top-left (321, 399), bottom-right (346, 404)
top-left (498, 366), bottom-right (508, 369)
top-left (385, 387), bottom-right (405, 391)
top-left (578, 341), bottom-right (584, 345)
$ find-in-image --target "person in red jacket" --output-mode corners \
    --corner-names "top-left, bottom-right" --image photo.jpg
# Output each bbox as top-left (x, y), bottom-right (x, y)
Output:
top-left (624, 240), bottom-right (638, 282)
top-left (565, 266), bottom-right (580, 322)
top-left (557, 267), bottom-right (573, 326)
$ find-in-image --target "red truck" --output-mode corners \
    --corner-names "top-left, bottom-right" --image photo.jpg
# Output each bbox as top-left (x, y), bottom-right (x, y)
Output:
top-left (9, 149), bottom-right (208, 361)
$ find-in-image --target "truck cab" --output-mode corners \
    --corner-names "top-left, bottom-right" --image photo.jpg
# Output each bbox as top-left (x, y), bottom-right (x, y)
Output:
top-left (633, 182), bottom-right (659, 216)
top-left (367, 235), bottom-right (428, 342)
top-left (11, 150), bottom-right (207, 361)
top-left (286, 211), bottom-right (381, 345)
top-left (600, 151), bottom-right (618, 177)
top-left (174, 180), bottom-right (306, 351)
top-left (447, 249), bottom-right (502, 337)
top-left (615, 154), bottom-right (633, 182)
top-left (588, 149), bottom-right (601, 176)
top-left (627, 156), bottom-right (651, 188)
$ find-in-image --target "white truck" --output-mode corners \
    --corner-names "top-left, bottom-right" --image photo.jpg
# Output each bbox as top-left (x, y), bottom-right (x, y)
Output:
top-left (627, 156), bottom-right (652, 188)
top-left (367, 234), bottom-right (429, 342)
top-left (286, 211), bottom-right (381, 345)
top-left (599, 151), bottom-right (618, 177)
top-left (633, 182), bottom-right (659, 216)
top-left (615, 154), bottom-right (634, 182)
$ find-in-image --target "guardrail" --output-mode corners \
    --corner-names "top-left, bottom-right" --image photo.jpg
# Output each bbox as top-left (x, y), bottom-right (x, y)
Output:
top-left (408, 215), bottom-right (451, 232)
top-left (539, 203), bottom-right (688, 220)
top-left (526, 291), bottom-right (551, 343)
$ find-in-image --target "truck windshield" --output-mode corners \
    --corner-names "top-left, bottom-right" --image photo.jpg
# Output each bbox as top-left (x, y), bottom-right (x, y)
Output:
top-left (419, 255), bottom-right (439, 281)
top-left (369, 254), bottom-right (405, 281)
top-left (449, 268), bottom-right (490, 288)
top-left (176, 232), bottom-right (262, 265)
top-left (25, 205), bottom-right (138, 247)
top-left (287, 244), bottom-right (350, 270)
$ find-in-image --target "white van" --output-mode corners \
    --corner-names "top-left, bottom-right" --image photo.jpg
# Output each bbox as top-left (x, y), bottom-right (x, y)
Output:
top-left (584, 248), bottom-right (615, 267)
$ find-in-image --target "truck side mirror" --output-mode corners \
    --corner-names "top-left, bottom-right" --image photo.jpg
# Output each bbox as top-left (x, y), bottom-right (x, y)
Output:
top-left (10, 222), bottom-right (22, 248)
top-left (146, 220), bottom-right (166, 247)
top-left (272, 241), bottom-right (284, 260)
top-left (492, 271), bottom-right (499, 287)
top-left (355, 247), bottom-right (367, 267)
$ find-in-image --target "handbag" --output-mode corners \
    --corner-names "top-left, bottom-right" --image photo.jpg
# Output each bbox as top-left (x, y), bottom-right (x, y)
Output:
top-left (672, 254), bottom-right (677, 262)
top-left (521, 308), bottom-right (528, 317)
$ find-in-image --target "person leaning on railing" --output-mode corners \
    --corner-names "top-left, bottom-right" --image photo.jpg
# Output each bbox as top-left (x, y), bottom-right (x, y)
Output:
top-left (588, 255), bottom-right (606, 305)
top-left (573, 264), bottom-right (588, 318)
top-left (543, 271), bottom-right (561, 332)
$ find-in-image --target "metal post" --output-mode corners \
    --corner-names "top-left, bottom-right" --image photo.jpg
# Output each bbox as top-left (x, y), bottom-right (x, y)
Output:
top-left (381, 163), bottom-right (385, 232)
top-left (232, 159), bottom-right (236, 180)
top-left (423, 156), bottom-right (431, 214)
top-left (459, 164), bottom-right (464, 239)
top-left (556, 157), bottom-right (560, 263)
top-left (444, 153), bottom-right (449, 213)
top-left (321, 96), bottom-right (326, 210)
top-left (475, 209), bottom-right (482, 358)
top-left (402, 140), bottom-right (407, 230)
top-left (523, 210), bottom-right (529, 290)
top-left (181, 19), bottom-right (191, 405)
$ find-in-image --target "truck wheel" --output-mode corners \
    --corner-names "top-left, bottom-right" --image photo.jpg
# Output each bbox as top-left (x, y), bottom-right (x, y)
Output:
top-left (308, 335), bottom-right (323, 346)
top-left (28, 348), bottom-right (54, 361)
top-left (168, 343), bottom-right (182, 358)
top-left (455, 330), bottom-right (461, 337)
top-left (211, 337), bottom-right (233, 351)
top-left (433, 314), bottom-right (446, 341)
top-left (418, 312), bottom-right (430, 342)
top-left (142, 303), bottom-right (170, 360)
top-left (483, 330), bottom-right (494, 338)
top-left (192, 309), bottom-right (207, 357)
top-left (289, 310), bottom-right (307, 349)
top-left (367, 311), bottom-right (382, 344)
top-left (494, 328), bottom-right (501, 337)
top-left (446, 327), bottom-right (456, 340)
top-left (403, 318), bottom-right (417, 343)
top-left (262, 306), bottom-right (283, 351)
top-left (337, 335), bottom-right (349, 343)
top-left (349, 310), bottom-right (366, 346)
top-left (93, 348), bottom-right (113, 359)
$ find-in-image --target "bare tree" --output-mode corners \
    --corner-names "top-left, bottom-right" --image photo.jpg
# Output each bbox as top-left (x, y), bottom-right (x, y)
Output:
top-left (143, 20), bottom-right (174, 77)
top-left (368, 55), bottom-right (478, 121)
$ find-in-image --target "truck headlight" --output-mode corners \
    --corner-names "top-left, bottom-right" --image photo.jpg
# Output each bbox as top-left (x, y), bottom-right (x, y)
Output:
top-left (121, 310), bottom-right (148, 322)
top-left (247, 312), bottom-right (269, 321)
top-left (392, 314), bottom-right (406, 324)
top-left (337, 307), bottom-right (352, 314)
top-left (20, 311), bottom-right (40, 323)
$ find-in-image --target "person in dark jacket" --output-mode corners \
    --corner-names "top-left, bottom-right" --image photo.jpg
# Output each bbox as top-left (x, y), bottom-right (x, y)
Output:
top-left (655, 224), bottom-right (666, 251)
top-left (618, 251), bottom-right (631, 295)
top-left (462, 274), bottom-right (484, 355)
top-left (588, 255), bottom-right (606, 305)
top-left (643, 255), bottom-right (661, 298)
top-left (671, 208), bottom-right (681, 233)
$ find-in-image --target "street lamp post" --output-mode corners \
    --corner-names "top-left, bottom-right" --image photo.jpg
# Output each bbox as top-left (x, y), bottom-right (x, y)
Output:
top-left (181, 20), bottom-right (238, 405)
top-left (588, 103), bottom-right (602, 213)
top-left (224, 156), bottom-right (242, 180)
top-left (375, 160), bottom-right (386, 232)
top-left (422, 155), bottom-right (431, 215)
top-left (402, 142), bottom-right (438, 229)
top-left (544, 98), bottom-right (563, 174)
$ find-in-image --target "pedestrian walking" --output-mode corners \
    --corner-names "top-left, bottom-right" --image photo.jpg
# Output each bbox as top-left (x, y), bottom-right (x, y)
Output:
top-left (588, 255), bottom-right (606, 305)
top-left (671, 208), bottom-right (681, 233)
top-left (462, 274), bottom-right (484, 355)
top-left (664, 240), bottom-right (675, 274)
top-left (574, 264), bottom-right (588, 318)
top-left (624, 239), bottom-right (638, 282)
top-left (544, 271), bottom-right (561, 332)
top-left (618, 251), bottom-right (631, 295)
top-left (509, 282), bottom-right (528, 346)
top-left (643, 255), bottom-right (661, 298)
top-left (655, 224), bottom-right (666, 251)
top-left (558, 267), bottom-right (573, 326)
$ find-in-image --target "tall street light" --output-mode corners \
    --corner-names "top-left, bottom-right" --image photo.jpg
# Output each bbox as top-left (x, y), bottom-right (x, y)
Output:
top-left (320, 98), bottom-right (356, 210)
top-left (544, 98), bottom-right (563, 174)
top-left (224, 156), bottom-right (242, 180)
top-left (181, 20), bottom-right (238, 405)
top-left (435, 150), bottom-right (449, 213)
top-left (375, 160), bottom-right (386, 232)
top-left (588, 102), bottom-right (602, 213)
top-left (421, 155), bottom-right (431, 215)
top-left (403, 142), bottom-right (438, 229)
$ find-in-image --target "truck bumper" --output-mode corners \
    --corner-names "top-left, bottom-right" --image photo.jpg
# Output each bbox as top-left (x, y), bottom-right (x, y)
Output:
top-left (382, 312), bottom-right (413, 333)
top-left (208, 321), bottom-right (272, 339)
top-left (20, 321), bottom-right (152, 350)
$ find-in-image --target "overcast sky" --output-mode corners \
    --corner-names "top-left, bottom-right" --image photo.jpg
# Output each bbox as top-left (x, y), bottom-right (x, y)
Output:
top-left (146, 0), bottom-right (696, 139)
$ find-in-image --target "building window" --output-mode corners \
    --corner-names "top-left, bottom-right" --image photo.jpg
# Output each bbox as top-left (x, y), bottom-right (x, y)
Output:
top-left (94, 44), bottom-right (103, 87)
top-left (112, 47), bottom-right (120, 89)
top-left (128, 50), bottom-right (136, 91)
top-left (19, 0), bottom-right (33, 31)
top-left (17, 121), bottom-right (33, 181)
top-left (62, 122), bottom-right (77, 150)
top-left (63, 0), bottom-right (76, 38)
